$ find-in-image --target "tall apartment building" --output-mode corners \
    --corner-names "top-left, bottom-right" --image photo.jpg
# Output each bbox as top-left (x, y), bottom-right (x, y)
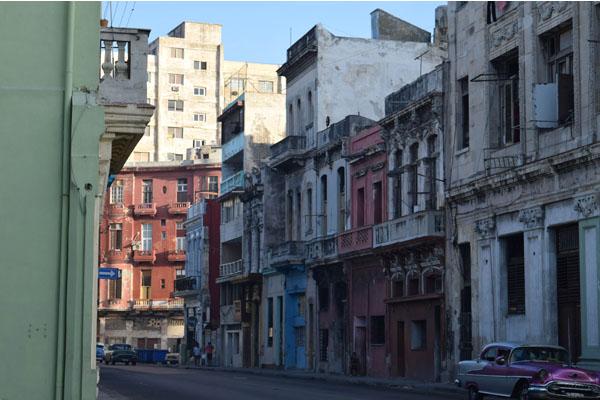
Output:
top-left (97, 159), bottom-right (221, 350)
top-left (130, 21), bottom-right (284, 163)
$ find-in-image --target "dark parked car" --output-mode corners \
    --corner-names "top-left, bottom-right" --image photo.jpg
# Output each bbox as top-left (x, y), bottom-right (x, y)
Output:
top-left (456, 342), bottom-right (600, 399)
top-left (103, 343), bottom-right (137, 365)
top-left (96, 343), bottom-right (105, 362)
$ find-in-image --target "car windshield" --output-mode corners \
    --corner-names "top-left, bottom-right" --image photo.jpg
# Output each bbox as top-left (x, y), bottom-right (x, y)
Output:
top-left (96, 344), bottom-right (104, 349)
top-left (510, 347), bottom-right (569, 364)
top-left (111, 344), bottom-right (132, 351)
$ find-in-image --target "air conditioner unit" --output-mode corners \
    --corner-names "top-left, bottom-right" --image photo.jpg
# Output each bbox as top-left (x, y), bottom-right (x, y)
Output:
top-left (171, 86), bottom-right (180, 92)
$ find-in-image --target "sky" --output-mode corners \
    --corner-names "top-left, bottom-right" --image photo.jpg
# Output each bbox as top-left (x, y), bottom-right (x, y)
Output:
top-left (105, 1), bottom-right (444, 65)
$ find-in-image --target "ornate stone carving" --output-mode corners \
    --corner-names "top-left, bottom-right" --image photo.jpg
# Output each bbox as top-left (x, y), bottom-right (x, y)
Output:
top-left (518, 206), bottom-right (544, 229)
top-left (475, 217), bottom-right (496, 239)
top-left (491, 20), bottom-right (519, 48)
top-left (574, 194), bottom-right (599, 218)
top-left (538, 1), bottom-right (570, 21)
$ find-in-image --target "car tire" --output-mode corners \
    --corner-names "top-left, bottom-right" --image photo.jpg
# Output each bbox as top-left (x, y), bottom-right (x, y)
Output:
top-left (516, 382), bottom-right (529, 400)
top-left (468, 386), bottom-right (483, 400)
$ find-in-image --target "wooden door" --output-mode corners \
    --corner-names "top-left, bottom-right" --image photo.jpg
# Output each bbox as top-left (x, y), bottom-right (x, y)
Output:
top-left (397, 321), bottom-right (405, 376)
top-left (355, 326), bottom-right (367, 375)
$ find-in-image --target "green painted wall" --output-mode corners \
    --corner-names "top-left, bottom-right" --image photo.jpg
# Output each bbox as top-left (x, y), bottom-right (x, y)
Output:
top-left (0, 2), bottom-right (104, 399)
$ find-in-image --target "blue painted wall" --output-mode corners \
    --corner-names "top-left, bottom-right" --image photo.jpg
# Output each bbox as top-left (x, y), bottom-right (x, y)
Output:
top-left (284, 265), bottom-right (307, 369)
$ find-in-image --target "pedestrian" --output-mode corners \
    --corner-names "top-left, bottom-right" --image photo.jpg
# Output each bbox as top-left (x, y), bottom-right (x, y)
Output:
top-left (204, 342), bottom-right (214, 366)
top-left (193, 343), bottom-right (201, 367)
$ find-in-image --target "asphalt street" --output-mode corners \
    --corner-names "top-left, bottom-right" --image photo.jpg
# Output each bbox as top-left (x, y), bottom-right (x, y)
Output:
top-left (99, 364), bottom-right (462, 400)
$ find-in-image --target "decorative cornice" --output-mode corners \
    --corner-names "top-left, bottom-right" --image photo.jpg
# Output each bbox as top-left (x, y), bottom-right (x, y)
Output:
top-left (574, 194), bottom-right (599, 218)
top-left (475, 217), bottom-right (496, 239)
top-left (518, 206), bottom-right (544, 230)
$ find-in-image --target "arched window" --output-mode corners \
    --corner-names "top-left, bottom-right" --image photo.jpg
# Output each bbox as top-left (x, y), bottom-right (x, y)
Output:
top-left (407, 271), bottom-right (420, 296)
top-left (308, 90), bottom-right (314, 123)
top-left (297, 98), bottom-right (303, 135)
top-left (337, 167), bottom-right (345, 232)
top-left (424, 269), bottom-right (442, 294)
top-left (426, 135), bottom-right (437, 210)
top-left (320, 175), bottom-right (328, 236)
top-left (288, 104), bottom-right (294, 135)
top-left (409, 143), bottom-right (419, 211)
top-left (393, 149), bottom-right (403, 218)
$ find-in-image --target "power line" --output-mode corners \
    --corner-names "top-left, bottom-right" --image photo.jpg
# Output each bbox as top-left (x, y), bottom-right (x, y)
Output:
top-left (125, 2), bottom-right (136, 28)
top-left (118, 1), bottom-right (128, 27)
top-left (103, 2), bottom-right (109, 20)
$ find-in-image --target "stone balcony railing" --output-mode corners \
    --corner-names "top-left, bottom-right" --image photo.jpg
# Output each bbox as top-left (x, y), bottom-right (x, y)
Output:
top-left (105, 249), bottom-right (127, 263)
top-left (269, 241), bottom-right (305, 268)
top-left (133, 249), bottom-right (156, 263)
top-left (108, 203), bottom-right (128, 217)
top-left (270, 135), bottom-right (307, 170)
top-left (305, 235), bottom-right (338, 265)
top-left (167, 249), bottom-right (186, 262)
top-left (373, 210), bottom-right (445, 248)
top-left (338, 226), bottom-right (373, 255)
top-left (168, 202), bottom-right (190, 215)
top-left (132, 298), bottom-right (184, 310)
top-left (220, 170), bottom-right (245, 196)
top-left (134, 203), bottom-right (156, 216)
top-left (222, 133), bottom-right (245, 162)
top-left (219, 259), bottom-right (243, 278)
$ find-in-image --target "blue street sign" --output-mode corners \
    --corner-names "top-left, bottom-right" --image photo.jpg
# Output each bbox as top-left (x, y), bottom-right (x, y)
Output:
top-left (99, 267), bottom-right (121, 280)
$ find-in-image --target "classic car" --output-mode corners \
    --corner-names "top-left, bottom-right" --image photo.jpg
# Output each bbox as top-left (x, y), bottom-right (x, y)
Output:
top-left (103, 343), bottom-right (137, 365)
top-left (456, 342), bottom-right (600, 399)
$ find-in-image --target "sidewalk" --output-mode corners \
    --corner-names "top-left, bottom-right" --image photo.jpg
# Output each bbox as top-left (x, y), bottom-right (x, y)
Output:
top-left (184, 365), bottom-right (464, 398)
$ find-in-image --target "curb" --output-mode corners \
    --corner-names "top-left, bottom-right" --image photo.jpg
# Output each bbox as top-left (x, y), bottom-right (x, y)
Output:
top-left (182, 365), bottom-right (464, 398)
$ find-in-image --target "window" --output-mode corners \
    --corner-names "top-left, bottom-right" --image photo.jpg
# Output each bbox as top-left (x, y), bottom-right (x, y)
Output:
top-left (287, 190), bottom-right (293, 240)
top-left (411, 320), bottom-right (427, 350)
top-left (356, 188), bottom-right (365, 227)
top-left (308, 90), bottom-right (314, 123)
top-left (167, 153), bottom-right (184, 161)
top-left (141, 270), bottom-right (152, 299)
top-left (370, 316), bottom-right (385, 345)
top-left (176, 222), bottom-right (184, 230)
top-left (306, 188), bottom-right (313, 233)
top-left (109, 223), bottom-right (123, 250)
top-left (493, 53), bottom-right (520, 144)
top-left (170, 47), bottom-right (184, 58)
top-left (318, 286), bottom-right (329, 311)
top-left (176, 237), bottom-right (186, 251)
top-left (168, 73), bottom-right (184, 85)
top-left (168, 100), bottom-right (184, 112)
top-left (229, 78), bottom-right (244, 94)
top-left (177, 178), bottom-right (188, 202)
top-left (425, 273), bottom-right (443, 294)
top-left (193, 87), bottom-right (206, 96)
top-left (409, 144), bottom-right (419, 211)
top-left (168, 127), bottom-right (183, 139)
top-left (194, 60), bottom-right (207, 70)
top-left (193, 113), bottom-right (206, 122)
top-left (296, 98), bottom-right (303, 133)
top-left (505, 233), bottom-right (525, 315)
top-left (259, 80), bottom-right (274, 93)
top-left (295, 326), bottom-right (305, 347)
top-left (133, 152), bottom-right (150, 162)
top-left (161, 219), bottom-right (166, 227)
top-left (208, 176), bottom-right (219, 193)
top-left (542, 26), bottom-right (574, 123)
top-left (297, 294), bottom-right (306, 317)
top-left (319, 329), bottom-right (329, 361)
top-left (296, 191), bottom-right (302, 240)
top-left (288, 104), bottom-right (294, 135)
top-left (108, 276), bottom-right (122, 299)
top-left (141, 224), bottom-right (152, 251)
top-left (408, 275), bottom-right (420, 296)
top-left (176, 268), bottom-right (185, 277)
top-left (267, 297), bottom-right (274, 347)
top-left (337, 167), bottom-right (346, 232)
top-left (393, 150), bottom-right (403, 218)
top-left (426, 136), bottom-right (437, 210)
top-left (110, 180), bottom-right (124, 204)
top-left (142, 180), bottom-right (153, 203)
top-left (392, 279), bottom-right (404, 298)
top-left (193, 139), bottom-right (205, 148)
top-left (458, 77), bottom-right (470, 149)
top-left (320, 175), bottom-right (328, 236)
top-left (160, 279), bottom-right (166, 289)
top-left (373, 181), bottom-right (383, 224)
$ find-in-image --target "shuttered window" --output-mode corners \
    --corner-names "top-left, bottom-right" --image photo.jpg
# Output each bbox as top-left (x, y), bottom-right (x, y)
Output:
top-left (505, 233), bottom-right (525, 315)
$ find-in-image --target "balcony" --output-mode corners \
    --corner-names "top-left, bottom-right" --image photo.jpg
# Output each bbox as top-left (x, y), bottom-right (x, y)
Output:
top-left (220, 170), bottom-right (245, 196)
top-left (99, 27), bottom-right (155, 176)
top-left (269, 241), bottom-right (305, 268)
top-left (373, 210), bottom-right (445, 248)
top-left (168, 202), bottom-right (190, 215)
top-left (134, 203), bottom-right (156, 216)
top-left (305, 235), bottom-right (338, 265)
top-left (133, 249), bottom-right (156, 263)
top-left (219, 259), bottom-right (243, 278)
top-left (269, 136), bottom-right (306, 171)
top-left (105, 249), bottom-right (127, 263)
top-left (132, 298), bottom-right (184, 311)
top-left (278, 26), bottom-right (317, 78)
top-left (167, 249), bottom-right (186, 263)
top-left (338, 226), bottom-right (373, 255)
top-left (108, 203), bottom-right (128, 217)
top-left (222, 133), bottom-right (245, 162)
top-left (98, 298), bottom-right (129, 311)
top-left (173, 276), bottom-right (199, 297)
top-left (316, 115), bottom-right (375, 150)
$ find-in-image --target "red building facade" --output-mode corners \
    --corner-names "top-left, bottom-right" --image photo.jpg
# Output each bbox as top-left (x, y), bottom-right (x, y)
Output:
top-left (97, 161), bottom-right (220, 350)
top-left (340, 125), bottom-right (388, 377)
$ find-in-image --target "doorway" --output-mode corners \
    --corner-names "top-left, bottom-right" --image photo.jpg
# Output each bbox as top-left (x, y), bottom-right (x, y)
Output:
top-left (354, 317), bottom-right (367, 376)
top-left (556, 224), bottom-right (581, 362)
top-left (397, 321), bottom-right (405, 376)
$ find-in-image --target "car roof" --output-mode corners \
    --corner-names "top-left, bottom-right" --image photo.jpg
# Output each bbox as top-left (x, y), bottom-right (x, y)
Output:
top-left (483, 342), bottom-right (567, 351)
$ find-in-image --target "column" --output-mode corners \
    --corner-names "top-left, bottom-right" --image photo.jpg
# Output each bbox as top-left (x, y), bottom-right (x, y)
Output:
top-left (475, 217), bottom-right (497, 344)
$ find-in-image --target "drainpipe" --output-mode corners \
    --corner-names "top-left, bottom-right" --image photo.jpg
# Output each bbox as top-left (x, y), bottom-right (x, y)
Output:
top-left (55, 2), bottom-right (75, 398)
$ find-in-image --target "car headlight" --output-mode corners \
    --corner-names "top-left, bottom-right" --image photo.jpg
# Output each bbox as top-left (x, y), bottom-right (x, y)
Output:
top-left (536, 369), bottom-right (549, 382)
